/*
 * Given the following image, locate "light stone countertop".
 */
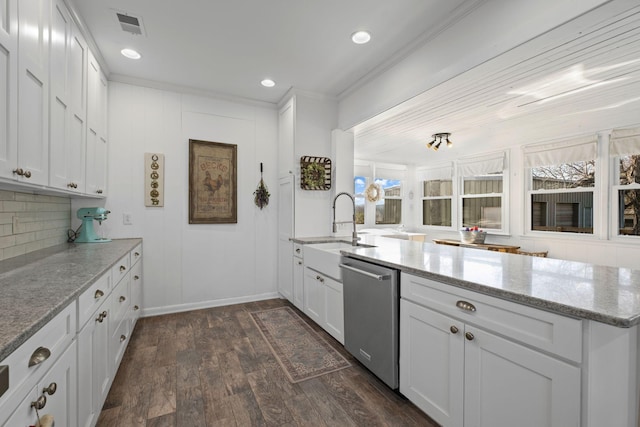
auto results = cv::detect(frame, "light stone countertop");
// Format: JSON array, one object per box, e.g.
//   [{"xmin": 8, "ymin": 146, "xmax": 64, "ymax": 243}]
[
  {"xmin": 0, "ymin": 238, "xmax": 142, "ymax": 362},
  {"xmin": 293, "ymin": 235, "xmax": 640, "ymax": 328}
]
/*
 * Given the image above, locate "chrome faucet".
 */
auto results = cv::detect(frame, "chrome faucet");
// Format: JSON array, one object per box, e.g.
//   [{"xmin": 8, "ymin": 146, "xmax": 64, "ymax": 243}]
[{"xmin": 332, "ymin": 192, "xmax": 359, "ymax": 246}]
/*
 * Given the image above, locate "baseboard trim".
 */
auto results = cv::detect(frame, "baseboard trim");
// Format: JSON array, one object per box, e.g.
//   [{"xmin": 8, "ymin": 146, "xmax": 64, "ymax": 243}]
[{"xmin": 140, "ymin": 292, "xmax": 282, "ymax": 317}]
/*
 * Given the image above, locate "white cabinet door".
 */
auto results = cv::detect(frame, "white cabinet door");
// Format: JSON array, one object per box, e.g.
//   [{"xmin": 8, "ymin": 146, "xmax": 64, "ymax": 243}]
[
  {"xmin": 292, "ymin": 255, "xmax": 304, "ymax": 310},
  {"xmin": 86, "ymin": 51, "xmax": 107, "ymax": 196},
  {"xmin": 77, "ymin": 304, "xmax": 110, "ymax": 427},
  {"xmin": 4, "ymin": 341, "xmax": 77, "ymax": 427},
  {"xmin": 278, "ymin": 175, "xmax": 294, "ymax": 301},
  {"xmin": 464, "ymin": 327, "xmax": 581, "ymax": 427},
  {"xmin": 303, "ymin": 267, "xmax": 323, "ymax": 325},
  {"xmin": 17, "ymin": 0, "xmax": 49, "ymax": 185},
  {"xmin": 400, "ymin": 299, "xmax": 464, "ymax": 427},
  {"xmin": 324, "ymin": 276, "xmax": 344, "ymax": 344},
  {"xmin": 49, "ymin": 0, "xmax": 86, "ymax": 192},
  {"xmin": 0, "ymin": 0, "xmax": 17, "ymax": 178}
]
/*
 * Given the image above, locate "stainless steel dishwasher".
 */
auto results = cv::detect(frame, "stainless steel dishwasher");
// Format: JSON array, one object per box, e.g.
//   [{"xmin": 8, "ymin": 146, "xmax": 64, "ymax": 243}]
[{"xmin": 339, "ymin": 257, "xmax": 399, "ymax": 389}]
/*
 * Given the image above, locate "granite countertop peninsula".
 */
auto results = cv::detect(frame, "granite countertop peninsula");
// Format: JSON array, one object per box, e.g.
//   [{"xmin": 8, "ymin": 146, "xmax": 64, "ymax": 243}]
[
  {"xmin": 293, "ymin": 235, "xmax": 640, "ymax": 328},
  {"xmin": 0, "ymin": 238, "xmax": 141, "ymax": 362}
]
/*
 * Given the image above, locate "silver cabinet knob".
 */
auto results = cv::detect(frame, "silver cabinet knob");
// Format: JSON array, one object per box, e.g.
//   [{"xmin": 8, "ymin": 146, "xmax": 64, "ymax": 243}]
[
  {"xmin": 134, "ymin": 305, "xmax": 140, "ymax": 311},
  {"xmin": 465, "ymin": 332, "xmax": 475, "ymax": 341},
  {"xmin": 119, "ymin": 296, "xmax": 126, "ymax": 303},
  {"xmin": 94, "ymin": 289, "xmax": 104, "ymax": 299},
  {"xmin": 120, "ymin": 334, "xmax": 127, "ymax": 342},
  {"xmin": 31, "ymin": 395, "xmax": 46, "ymax": 410},
  {"xmin": 119, "ymin": 265, "xmax": 126, "ymax": 272},
  {"xmin": 450, "ymin": 326, "xmax": 459, "ymax": 334},
  {"xmin": 12, "ymin": 168, "xmax": 24, "ymax": 176},
  {"xmin": 23, "ymin": 170, "xmax": 31, "ymax": 178},
  {"xmin": 43, "ymin": 382, "xmax": 57, "ymax": 395}
]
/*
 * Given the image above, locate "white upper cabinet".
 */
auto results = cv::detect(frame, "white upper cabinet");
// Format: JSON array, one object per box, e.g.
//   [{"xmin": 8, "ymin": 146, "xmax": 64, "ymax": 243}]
[
  {"xmin": 85, "ymin": 50, "xmax": 107, "ymax": 196},
  {"xmin": 0, "ymin": 0, "xmax": 18, "ymax": 179},
  {"xmin": 16, "ymin": 0, "xmax": 50, "ymax": 185},
  {"xmin": 49, "ymin": 0, "xmax": 86, "ymax": 193}
]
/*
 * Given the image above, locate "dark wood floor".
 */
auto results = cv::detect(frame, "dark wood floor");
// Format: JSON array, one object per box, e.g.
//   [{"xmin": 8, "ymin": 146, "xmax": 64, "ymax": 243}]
[{"xmin": 97, "ymin": 298, "xmax": 439, "ymax": 426}]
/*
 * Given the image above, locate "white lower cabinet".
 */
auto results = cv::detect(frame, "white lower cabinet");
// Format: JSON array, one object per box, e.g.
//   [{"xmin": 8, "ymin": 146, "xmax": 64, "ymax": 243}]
[
  {"xmin": 400, "ymin": 273, "xmax": 581, "ymax": 427},
  {"xmin": 292, "ymin": 244, "xmax": 304, "ymax": 310},
  {"xmin": 303, "ymin": 266, "xmax": 344, "ymax": 344},
  {"xmin": 77, "ymin": 300, "xmax": 110, "ymax": 427},
  {"xmin": 4, "ymin": 341, "xmax": 77, "ymax": 427}
]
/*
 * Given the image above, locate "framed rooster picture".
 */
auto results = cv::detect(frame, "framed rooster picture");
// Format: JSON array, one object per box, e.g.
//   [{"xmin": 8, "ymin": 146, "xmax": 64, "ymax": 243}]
[{"xmin": 189, "ymin": 139, "xmax": 237, "ymax": 224}]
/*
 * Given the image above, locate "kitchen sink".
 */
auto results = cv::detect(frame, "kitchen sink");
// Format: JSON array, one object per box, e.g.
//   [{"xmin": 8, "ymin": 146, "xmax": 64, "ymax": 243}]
[{"xmin": 304, "ymin": 241, "xmax": 376, "ymax": 280}]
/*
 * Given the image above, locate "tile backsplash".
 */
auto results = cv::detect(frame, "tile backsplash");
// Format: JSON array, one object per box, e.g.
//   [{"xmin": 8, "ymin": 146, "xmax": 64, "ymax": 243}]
[{"xmin": 0, "ymin": 190, "xmax": 70, "ymax": 261}]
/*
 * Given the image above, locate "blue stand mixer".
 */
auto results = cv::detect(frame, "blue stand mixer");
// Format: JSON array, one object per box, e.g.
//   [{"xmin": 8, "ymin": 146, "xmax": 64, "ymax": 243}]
[{"xmin": 75, "ymin": 207, "xmax": 111, "ymax": 243}]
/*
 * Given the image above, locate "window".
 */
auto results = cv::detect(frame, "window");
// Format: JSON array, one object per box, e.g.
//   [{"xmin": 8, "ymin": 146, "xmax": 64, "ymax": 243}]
[
  {"xmin": 375, "ymin": 178, "xmax": 402, "ymax": 224},
  {"xmin": 461, "ymin": 174, "xmax": 503, "ymax": 230},
  {"xmin": 354, "ymin": 176, "xmax": 366, "ymax": 224},
  {"xmin": 458, "ymin": 152, "xmax": 507, "ymax": 232},
  {"xmin": 524, "ymin": 135, "xmax": 597, "ymax": 234},
  {"xmin": 420, "ymin": 164, "xmax": 453, "ymax": 227},
  {"xmin": 611, "ymin": 127, "xmax": 640, "ymax": 237},
  {"xmin": 353, "ymin": 162, "xmax": 406, "ymax": 226}
]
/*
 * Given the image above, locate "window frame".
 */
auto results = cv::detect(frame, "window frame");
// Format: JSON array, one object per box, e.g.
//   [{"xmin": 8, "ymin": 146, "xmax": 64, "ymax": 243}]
[
  {"xmin": 459, "ymin": 172, "xmax": 507, "ymax": 234},
  {"xmin": 611, "ymin": 153, "xmax": 640, "ymax": 240},
  {"xmin": 420, "ymin": 177, "xmax": 455, "ymax": 230}
]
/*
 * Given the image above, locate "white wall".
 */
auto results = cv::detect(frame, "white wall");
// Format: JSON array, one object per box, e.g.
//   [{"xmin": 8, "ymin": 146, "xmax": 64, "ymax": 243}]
[
  {"xmin": 292, "ymin": 93, "xmax": 338, "ymax": 237},
  {"xmin": 74, "ymin": 82, "xmax": 279, "ymax": 316}
]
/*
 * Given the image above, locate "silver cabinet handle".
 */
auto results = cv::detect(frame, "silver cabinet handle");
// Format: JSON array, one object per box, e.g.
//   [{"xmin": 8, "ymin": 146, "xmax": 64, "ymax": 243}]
[
  {"xmin": 339, "ymin": 263, "xmax": 390, "ymax": 281},
  {"xmin": 456, "ymin": 300, "xmax": 476, "ymax": 312},
  {"xmin": 119, "ymin": 296, "xmax": 126, "ymax": 303},
  {"xmin": 94, "ymin": 289, "xmax": 104, "ymax": 299},
  {"xmin": 119, "ymin": 265, "xmax": 126, "ymax": 272},
  {"xmin": 297, "ymin": 261, "xmax": 302, "ymax": 265},
  {"xmin": 295, "ymin": 248, "xmax": 301, "ymax": 253},
  {"xmin": 134, "ymin": 305, "xmax": 140, "ymax": 311},
  {"xmin": 28, "ymin": 347, "xmax": 51, "ymax": 367},
  {"xmin": 120, "ymin": 334, "xmax": 127, "ymax": 342},
  {"xmin": 23, "ymin": 170, "xmax": 31, "ymax": 178},
  {"xmin": 12, "ymin": 168, "xmax": 24, "ymax": 176},
  {"xmin": 133, "ymin": 275, "xmax": 139, "ymax": 280},
  {"xmin": 450, "ymin": 326, "xmax": 459, "ymax": 334},
  {"xmin": 134, "ymin": 252, "xmax": 140, "ymax": 257},
  {"xmin": 465, "ymin": 332, "xmax": 475, "ymax": 341}
]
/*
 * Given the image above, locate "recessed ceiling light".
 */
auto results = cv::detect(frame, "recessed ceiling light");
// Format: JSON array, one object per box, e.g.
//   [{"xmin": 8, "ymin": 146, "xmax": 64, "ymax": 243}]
[
  {"xmin": 261, "ymin": 79, "xmax": 275, "ymax": 88},
  {"xmin": 351, "ymin": 30, "xmax": 371, "ymax": 44},
  {"xmin": 121, "ymin": 48, "xmax": 141, "ymax": 59}
]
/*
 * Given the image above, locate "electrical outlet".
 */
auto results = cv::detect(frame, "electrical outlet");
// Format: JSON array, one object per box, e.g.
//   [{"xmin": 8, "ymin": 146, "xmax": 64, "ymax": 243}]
[{"xmin": 123, "ymin": 213, "xmax": 132, "ymax": 225}]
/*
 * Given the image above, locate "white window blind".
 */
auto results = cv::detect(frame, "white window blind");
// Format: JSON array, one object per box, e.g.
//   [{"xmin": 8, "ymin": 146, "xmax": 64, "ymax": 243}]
[
  {"xmin": 523, "ymin": 135, "xmax": 597, "ymax": 168},
  {"xmin": 375, "ymin": 165, "xmax": 407, "ymax": 181},
  {"xmin": 610, "ymin": 127, "xmax": 640, "ymax": 157},
  {"xmin": 354, "ymin": 162, "xmax": 371, "ymax": 177},
  {"xmin": 458, "ymin": 152, "xmax": 505, "ymax": 176},
  {"xmin": 417, "ymin": 163, "xmax": 453, "ymax": 181}
]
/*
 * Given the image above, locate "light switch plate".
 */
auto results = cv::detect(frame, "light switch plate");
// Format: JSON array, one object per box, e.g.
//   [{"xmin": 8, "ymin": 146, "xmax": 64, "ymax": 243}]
[{"xmin": 0, "ymin": 365, "xmax": 8, "ymax": 398}]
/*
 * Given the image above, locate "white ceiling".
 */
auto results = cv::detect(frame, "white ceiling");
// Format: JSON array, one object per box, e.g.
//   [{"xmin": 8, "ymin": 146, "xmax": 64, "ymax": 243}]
[
  {"xmin": 353, "ymin": 1, "xmax": 640, "ymax": 164},
  {"xmin": 68, "ymin": 0, "xmax": 474, "ymax": 104},
  {"xmin": 68, "ymin": 0, "xmax": 640, "ymax": 166}
]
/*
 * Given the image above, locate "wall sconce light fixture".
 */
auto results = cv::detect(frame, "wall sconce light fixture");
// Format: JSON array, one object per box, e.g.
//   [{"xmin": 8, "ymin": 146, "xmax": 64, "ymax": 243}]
[{"xmin": 426, "ymin": 133, "xmax": 453, "ymax": 151}]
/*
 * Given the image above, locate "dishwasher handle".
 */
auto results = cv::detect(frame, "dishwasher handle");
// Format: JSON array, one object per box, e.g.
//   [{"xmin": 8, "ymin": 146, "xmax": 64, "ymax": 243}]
[{"xmin": 340, "ymin": 263, "xmax": 391, "ymax": 281}]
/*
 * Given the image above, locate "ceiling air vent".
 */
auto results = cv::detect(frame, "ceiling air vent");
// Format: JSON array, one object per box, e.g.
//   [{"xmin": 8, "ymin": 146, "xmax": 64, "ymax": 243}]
[{"xmin": 115, "ymin": 12, "xmax": 146, "ymax": 36}]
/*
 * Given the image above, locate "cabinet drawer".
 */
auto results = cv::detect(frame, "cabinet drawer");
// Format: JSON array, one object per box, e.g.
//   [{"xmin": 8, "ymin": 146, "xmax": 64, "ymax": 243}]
[
  {"xmin": 111, "ymin": 254, "xmax": 130, "ymax": 285},
  {"xmin": 130, "ymin": 243, "xmax": 142, "ymax": 266},
  {"xmin": 109, "ymin": 275, "xmax": 130, "ymax": 338},
  {"xmin": 0, "ymin": 303, "xmax": 76, "ymax": 409},
  {"xmin": 77, "ymin": 272, "xmax": 111, "ymax": 329},
  {"xmin": 401, "ymin": 273, "xmax": 582, "ymax": 362},
  {"xmin": 293, "ymin": 243, "xmax": 303, "ymax": 258}
]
